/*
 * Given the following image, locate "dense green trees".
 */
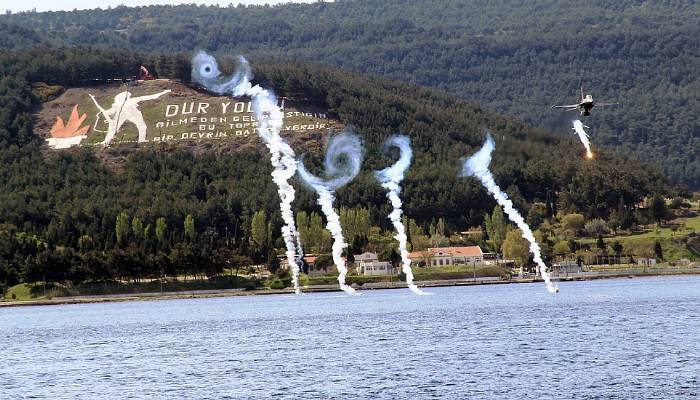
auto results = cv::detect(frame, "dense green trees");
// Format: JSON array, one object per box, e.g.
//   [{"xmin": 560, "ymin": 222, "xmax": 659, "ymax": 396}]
[
  {"xmin": 339, "ymin": 206, "xmax": 371, "ymax": 247},
  {"xmin": 650, "ymin": 194, "xmax": 671, "ymax": 226},
  {"xmin": 0, "ymin": 43, "xmax": 673, "ymax": 291},
  {"xmin": 584, "ymin": 218, "xmax": 610, "ymax": 237},
  {"xmin": 502, "ymin": 229, "xmax": 530, "ymax": 267},
  {"xmin": 0, "ymin": 1, "xmax": 696, "ymax": 187},
  {"xmin": 561, "ymin": 214, "xmax": 585, "ymax": 237},
  {"xmin": 115, "ymin": 212, "xmax": 130, "ymax": 247},
  {"xmin": 296, "ymin": 211, "xmax": 330, "ymax": 254},
  {"xmin": 484, "ymin": 206, "xmax": 507, "ymax": 254},
  {"xmin": 552, "ymin": 241, "xmax": 571, "ymax": 256}
]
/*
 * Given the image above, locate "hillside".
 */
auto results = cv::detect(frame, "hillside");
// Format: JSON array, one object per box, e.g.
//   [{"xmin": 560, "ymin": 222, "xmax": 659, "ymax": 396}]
[
  {"xmin": 0, "ymin": 46, "xmax": 674, "ymax": 291},
  {"xmin": 0, "ymin": 0, "xmax": 697, "ymax": 187}
]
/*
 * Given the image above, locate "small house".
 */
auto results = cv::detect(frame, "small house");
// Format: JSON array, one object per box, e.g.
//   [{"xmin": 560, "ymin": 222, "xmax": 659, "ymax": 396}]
[{"xmin": 354, "ymin": 252, "xmax": 397, "ymax": 276}]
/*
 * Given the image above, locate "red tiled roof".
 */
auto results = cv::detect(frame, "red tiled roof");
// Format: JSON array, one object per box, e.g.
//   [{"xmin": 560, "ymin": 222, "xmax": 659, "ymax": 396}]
[
  {"xmin": 283, "ymin": 255, "xmax": 319, "ymax": 264},
  {"xmin": 303, "ymin": 256, "xmax": 317, "ymax": 264},
  {"xmin": 433, "ymin": 246, "xmax": 483, "ymax": 256},
  {"xmin": 354, "ymin": 252, "xmax": 378, "ymax": 261},
  {"xmin": 409, "ymin": 246, "xmax": 483, "ymax": 258}
]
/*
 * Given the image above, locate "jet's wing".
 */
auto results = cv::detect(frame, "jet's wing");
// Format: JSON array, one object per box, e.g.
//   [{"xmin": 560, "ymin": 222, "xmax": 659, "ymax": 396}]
[
  {"xmin": 551, "ymin": 104, "xmax": 580, "ymax": 110},
  {"xmin": 596, "ymin": 102, "xmax": 619, "ymax": 107}
]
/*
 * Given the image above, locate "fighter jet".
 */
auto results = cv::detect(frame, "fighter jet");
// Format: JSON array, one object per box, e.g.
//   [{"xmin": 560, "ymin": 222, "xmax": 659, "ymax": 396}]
[{"xmin": 551, "ymin": 87, "xmax": 618, "ymax": 116}]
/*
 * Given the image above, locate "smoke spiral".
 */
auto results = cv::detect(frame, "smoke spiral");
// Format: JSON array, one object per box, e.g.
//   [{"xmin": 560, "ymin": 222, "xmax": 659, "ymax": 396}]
[
  {"xmin": 298, "ymin": 132, "xmax": 364, "ymax": 191},
  {"xmin": 191, "ymin": 51, "xmax": 252, "ymax": 96},
  {"xmin": 375, "ymin": 135, "xmax": 425, "ymax": 295},
  {"xmin": 298, "ymin": 131, "xmax": 364, "ymax": 294}
]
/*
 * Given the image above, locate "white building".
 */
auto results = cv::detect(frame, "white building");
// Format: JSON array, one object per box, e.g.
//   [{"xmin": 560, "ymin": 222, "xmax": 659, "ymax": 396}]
[
  {"xmin": 636, "ymin": 257, "xmax": 657, "ymax": 266},
  {"xmin": 358, "ymin": 261, "xmax": 396, "ymax": 276},
  {"xmin": 354, "ymin": 252, "xmax": 397, "ymax": 276},
  {"xmin": 551, "ymin": 260, "xmax": 583, "ymax": 274}
]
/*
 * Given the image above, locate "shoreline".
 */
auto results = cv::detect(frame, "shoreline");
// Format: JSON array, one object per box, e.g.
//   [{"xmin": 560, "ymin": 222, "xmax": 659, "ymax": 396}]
[{"xmin": 2, "ymin": 268, "xmax": 699, "ymax": 308}]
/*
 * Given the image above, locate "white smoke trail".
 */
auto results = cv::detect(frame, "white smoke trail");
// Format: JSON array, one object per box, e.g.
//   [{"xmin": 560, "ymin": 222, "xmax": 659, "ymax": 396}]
[
  {"xmin": 191, "ymin": 51, "xmax": 303, "ymax": 294},
  {"xmin": 572, "ymin": 119, "xmax": 594, "ymax": 159},
  {"xmin": 298, "ymin": 132, "xmax": 364, "ymax": 294},
  {"xmin": 375, "ymin": 135, "xmax": 425, "ymax": 295},
  {"xmin": 461, "ymin": 134, "xmax": 559, "ymax": 294}
]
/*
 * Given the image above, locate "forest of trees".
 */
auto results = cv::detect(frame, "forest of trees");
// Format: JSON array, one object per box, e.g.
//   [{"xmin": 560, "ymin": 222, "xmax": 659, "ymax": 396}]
[
  {"xmin": 0, "ymin": 42, "xmax": 677, "ymax": 292},
  {"xmin": 0, "ymin": 0, "xmax": 697, "ymax": 188}
]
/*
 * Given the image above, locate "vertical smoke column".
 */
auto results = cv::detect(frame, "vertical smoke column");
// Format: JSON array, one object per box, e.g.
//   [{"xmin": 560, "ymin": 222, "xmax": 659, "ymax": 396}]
[
  {"xmin": 298, "ymin": 131, "xmax": 364, "ymax": 294},
  {"xmin": 572, "ymin": 120, "xmax": 594, "ymax": 159},
  {"xmin": 191, "ymin": 51, "xmax": 304, "ymax": 294},
  {"xmin": 461, "ymin": 134, "xmax": 559, "ymax": 293},
  {"xmin": 375, "ymin": 135, "xmax": 425, "ymax": 295}
]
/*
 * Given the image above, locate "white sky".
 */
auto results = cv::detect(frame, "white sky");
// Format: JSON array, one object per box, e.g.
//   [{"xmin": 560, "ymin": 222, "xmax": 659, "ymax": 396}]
[{"xmin": 3, "ymin": 0, "xmax": 326, "ymax": 13}]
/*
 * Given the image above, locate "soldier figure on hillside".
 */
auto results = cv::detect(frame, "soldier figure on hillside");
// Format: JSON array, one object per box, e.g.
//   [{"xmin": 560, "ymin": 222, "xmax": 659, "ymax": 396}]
[{"xmin": 89, "ymin": 89, "xmax": 171, "ymax": 146}]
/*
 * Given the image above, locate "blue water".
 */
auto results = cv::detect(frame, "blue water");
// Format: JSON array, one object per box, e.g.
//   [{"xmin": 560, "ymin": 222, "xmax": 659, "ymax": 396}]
[{"xmin": 1, "ymin": 276, "xmax": 699, "ymax": 399}]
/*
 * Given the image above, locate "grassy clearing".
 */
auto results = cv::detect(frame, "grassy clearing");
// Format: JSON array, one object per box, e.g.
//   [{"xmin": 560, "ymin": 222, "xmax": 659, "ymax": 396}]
[
  {"xmin": 3, "ymin": 283, "xmax": 75, "ymax": 301},
  {"xmin": 580, "ymin": 216, "xmax": 699, "ymax": 261},
  {"xmin": 4, "ymin": 283, "xmax": 36, "ymax": 301}
]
